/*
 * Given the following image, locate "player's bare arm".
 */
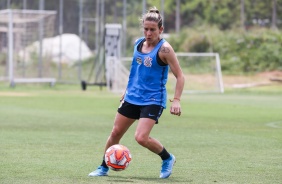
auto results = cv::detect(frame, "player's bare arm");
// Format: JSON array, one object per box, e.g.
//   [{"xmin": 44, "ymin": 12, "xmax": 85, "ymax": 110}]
[
  {"xmin": 159, "ymin": 42, "xmax": 185, "ymax": 116},
  {"xmin": 159, "ymin": 45, "xmax": 170, "ymax": 54}
]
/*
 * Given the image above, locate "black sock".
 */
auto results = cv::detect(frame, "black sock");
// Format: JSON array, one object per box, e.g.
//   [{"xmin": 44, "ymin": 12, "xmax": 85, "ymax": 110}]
[
  {"xmin": 101, "ymin": 156, "xmax": 108, "ymax": 168},
  {"xmin": 158, "ymin": 147, "xmax": 171, "ymax": 160}
]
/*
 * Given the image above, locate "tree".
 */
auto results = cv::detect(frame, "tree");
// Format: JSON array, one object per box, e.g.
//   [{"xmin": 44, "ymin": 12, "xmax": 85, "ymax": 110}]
[
  {"xmin": 241, "ymin": 0, "xmax": 246, "ymax": 31},
  {"xmin": 271, "ymin": 0, "xmax": 277, "ymax": 30}
]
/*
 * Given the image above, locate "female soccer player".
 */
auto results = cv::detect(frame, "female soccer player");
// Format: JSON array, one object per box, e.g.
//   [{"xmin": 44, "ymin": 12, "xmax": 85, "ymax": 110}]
[{"xmin": 89, "ymin": 6, "xmax": 185, "ymax": 179}]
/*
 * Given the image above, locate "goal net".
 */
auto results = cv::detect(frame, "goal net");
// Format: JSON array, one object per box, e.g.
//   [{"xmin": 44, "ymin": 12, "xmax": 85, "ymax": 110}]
[
  {"xmin": 105, "ymin": 52, "xmax": 224, "ymax": 94},
  {"xmin": 111, "ymin": 53, "xmax": 224, "ymax": 94},
  {"xmin": 0, "ymin": 9, "xmax": 56, "ymax": 86},
  {"xmin": 106, "ymin": 56, "xmax": 129, "ymax": 93},
  {"xmin": 174, "ymin": 52, "xmax": 224, "ymax": 93}
]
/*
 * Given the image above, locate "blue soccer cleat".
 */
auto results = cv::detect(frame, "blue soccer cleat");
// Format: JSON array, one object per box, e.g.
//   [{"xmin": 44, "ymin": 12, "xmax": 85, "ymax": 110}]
[
  {"xmin": 88, "ymin": 166, "xmax": 109, "ymax": 177},
  {"xmin": 159, "ymin": 154, "xmax": 176, "ymax": 179}
]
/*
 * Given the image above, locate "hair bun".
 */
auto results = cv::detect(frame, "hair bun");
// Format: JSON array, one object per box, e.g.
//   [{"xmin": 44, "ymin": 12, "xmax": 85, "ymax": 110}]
[{"xmin": 149, "ymin": 8, "xmax": 159, "ymax": 14}]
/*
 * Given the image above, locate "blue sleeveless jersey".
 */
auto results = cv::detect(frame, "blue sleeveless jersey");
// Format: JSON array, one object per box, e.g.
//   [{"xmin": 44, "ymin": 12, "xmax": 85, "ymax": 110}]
[{"xmin": 124, "ymin": 37, "xmax": 169, "ymax": 108}]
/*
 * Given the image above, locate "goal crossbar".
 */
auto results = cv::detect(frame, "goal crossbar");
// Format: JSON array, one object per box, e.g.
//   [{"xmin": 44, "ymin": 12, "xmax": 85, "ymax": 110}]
[
  {"xmin": 0, "ymin": 9, "xmax": 56, "ymax": 23},
  {"xmin": 112, "ymin": 52, "xmax": 224, "ymax": 94},
  {"xmin": 0, "ymin": 9, "xmax": 57, "ymax": 87},
  {"xmin": 176, "ymin": 52, "xmax": 224, "ymax": 93},
  {"xmin": 11, "ymin": 78, "xmax": 56, "ymax": 87}
]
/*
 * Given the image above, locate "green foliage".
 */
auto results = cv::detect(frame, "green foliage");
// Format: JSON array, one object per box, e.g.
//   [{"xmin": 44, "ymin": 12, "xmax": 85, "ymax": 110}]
[
  {"xmin": 167, "ymin": 26, "xmax": 282, "ymax": 74},
  {"xmin": 214, "ymin": 28, "xmax": 282, "ymax": 73},
  {"xmin": 4, "ymin": 0, "xmax": 282, "ymax": 32},
  {"xmin": 169, "ymin": 27, "xmax": 212, "ymax": 52},
  {"xmin": 3, "ymin": 0, "xmax": 282, "ymax": 74}
]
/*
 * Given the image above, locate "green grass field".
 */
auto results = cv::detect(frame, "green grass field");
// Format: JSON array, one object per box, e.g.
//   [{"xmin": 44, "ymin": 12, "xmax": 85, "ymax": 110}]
[{"xmin": 0, "ymin": 84, "xmax": 282, "ymax": 184}]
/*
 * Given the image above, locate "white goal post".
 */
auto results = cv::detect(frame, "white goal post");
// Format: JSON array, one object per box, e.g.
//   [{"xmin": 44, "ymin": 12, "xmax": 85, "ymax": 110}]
[
  {"xmin": 106, "ymin": 56, "xmax": 129, "ymax": 93},
  {"xmin": 175, "ymin": 52, "xmax": 224, "ymax": 93},
  {"xmin": 0, "ymin": 9, "xmax": 57, "ymax": 87},
  {"xmin": 106, "ymin": 52, "xmax": 224, "ymax": 94}
]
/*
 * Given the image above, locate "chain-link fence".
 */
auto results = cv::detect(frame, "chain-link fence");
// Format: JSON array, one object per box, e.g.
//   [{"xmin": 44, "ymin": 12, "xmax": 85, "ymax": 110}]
[
  {"xmin": 0, "ymin": 0, "xmax": 147, "ymax": 86},
  {"xmin": 0, "ymin": 0, "xmax": 280, "ymax": 87}
]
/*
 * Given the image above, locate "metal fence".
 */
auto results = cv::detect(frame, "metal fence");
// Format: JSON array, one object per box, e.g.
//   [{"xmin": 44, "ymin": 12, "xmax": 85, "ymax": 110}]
[
  {"xmin": 0, "ymin": 0, "xmax": 154, "ymax": 86},
  {"xmin": 0, "ymin": 0, "xmax": 278, "ymax": 87}
]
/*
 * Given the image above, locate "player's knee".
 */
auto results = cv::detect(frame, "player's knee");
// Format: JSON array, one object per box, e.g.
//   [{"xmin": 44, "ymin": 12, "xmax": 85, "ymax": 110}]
[
  {"xmin": 135, "ymin": 134, "xmax": 147, "ymax": 146},
  {"xmin": 110, "ymin": 129, "xmax": 123, "ymax": 140}
]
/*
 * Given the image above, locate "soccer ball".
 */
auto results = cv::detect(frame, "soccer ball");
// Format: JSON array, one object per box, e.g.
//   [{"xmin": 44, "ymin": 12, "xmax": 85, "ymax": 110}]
[{"xmin": 105, "ymin": 144, "xmax": 132, "ymax": 171}]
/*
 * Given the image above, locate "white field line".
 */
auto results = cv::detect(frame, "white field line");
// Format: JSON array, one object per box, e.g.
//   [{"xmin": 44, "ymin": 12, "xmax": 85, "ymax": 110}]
[{"xmin": 265, "ymin": 121, "xmax": 282, "ymax": 128}]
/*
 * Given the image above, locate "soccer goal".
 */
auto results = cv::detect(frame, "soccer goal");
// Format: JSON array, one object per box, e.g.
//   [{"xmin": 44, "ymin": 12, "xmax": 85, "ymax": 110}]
[
  {"xmin": 0, "ymin": 9, "xmax": 57, "ymax": 87},
  {"xmin": 174, "ymin": 52, "xmax": 224, "ymax": 93},
  {"xmin": 105, "ymin": 53, "xmax": 224, "ymax": 94},
  {"xmin": 106, "ymin": 56, "xmax": 129, "ymax": 93},
  {"xmin": 104, "ymin": 24, "xmax": 128, "ymax": 93}
]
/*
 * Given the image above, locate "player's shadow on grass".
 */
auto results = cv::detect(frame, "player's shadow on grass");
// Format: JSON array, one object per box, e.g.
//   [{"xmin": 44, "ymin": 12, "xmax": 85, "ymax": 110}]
[{"xmin": 107, "ymin": 175, "xmax": 192, "ymax": 183}]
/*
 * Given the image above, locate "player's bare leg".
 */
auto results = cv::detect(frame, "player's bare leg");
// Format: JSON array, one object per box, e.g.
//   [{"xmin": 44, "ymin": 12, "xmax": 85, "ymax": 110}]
[
  {"xmin": 135, "ymin": 118, "xmax": 176, "ymax": 178},
  {"xmin": 135, "ymin": 118, "xmax": 163, "ymax": 153},
  {"xmin": 88, "ymin": 113, "xmax": 135, "ymax": 177},
  {"xmin": 105, "ymin": 113, "xmax": 135, "ymax": 151}
]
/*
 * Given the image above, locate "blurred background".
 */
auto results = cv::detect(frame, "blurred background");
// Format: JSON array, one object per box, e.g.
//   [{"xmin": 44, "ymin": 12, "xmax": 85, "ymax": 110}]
[{"xmin": 0, "ymin": 0, "xmax": 281, "ymax": 92}]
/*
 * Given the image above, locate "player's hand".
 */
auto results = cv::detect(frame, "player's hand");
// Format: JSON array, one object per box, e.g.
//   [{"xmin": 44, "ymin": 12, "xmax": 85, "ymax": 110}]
[
  {"xmin": 170, "ymin": 100, "xmax": 181, "ymax": 116},
  {"xmin": 120, "ymin": 94, "xmax": 125, "ymax": 102}
]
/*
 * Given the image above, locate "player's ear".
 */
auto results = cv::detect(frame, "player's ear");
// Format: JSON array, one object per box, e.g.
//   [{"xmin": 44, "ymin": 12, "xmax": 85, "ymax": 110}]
[{"xmin": 159, "ymin": 26, "xmax": 164, "ymax": 34}]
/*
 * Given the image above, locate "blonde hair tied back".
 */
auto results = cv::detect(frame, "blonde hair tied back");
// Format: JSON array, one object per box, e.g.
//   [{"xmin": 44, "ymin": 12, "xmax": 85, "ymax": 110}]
[{"xmin": 141, "ymin": 6, "xmax": 163, "ymax": 28}]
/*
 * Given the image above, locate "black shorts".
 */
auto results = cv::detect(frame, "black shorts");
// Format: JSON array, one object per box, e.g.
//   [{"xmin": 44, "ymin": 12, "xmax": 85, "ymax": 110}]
[{"xmin": 118, "ymin": 101, "xmax": 164, "ymax": 124}]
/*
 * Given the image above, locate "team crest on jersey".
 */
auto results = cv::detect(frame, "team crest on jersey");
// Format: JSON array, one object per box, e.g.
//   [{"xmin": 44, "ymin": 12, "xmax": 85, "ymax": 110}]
[
  {"xmin": 144, "ymin": 56, "xmax": 152, "ymax": 67},
  {"xmin": 136, "ymin": 57, "xmax": 142, "ymax": 65}
]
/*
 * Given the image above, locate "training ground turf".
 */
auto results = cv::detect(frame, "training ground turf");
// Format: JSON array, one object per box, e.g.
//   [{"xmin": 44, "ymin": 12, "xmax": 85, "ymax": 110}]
[{"xmin": 0, "ymin": 84, "xmax": 281, "ymax": 184}]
